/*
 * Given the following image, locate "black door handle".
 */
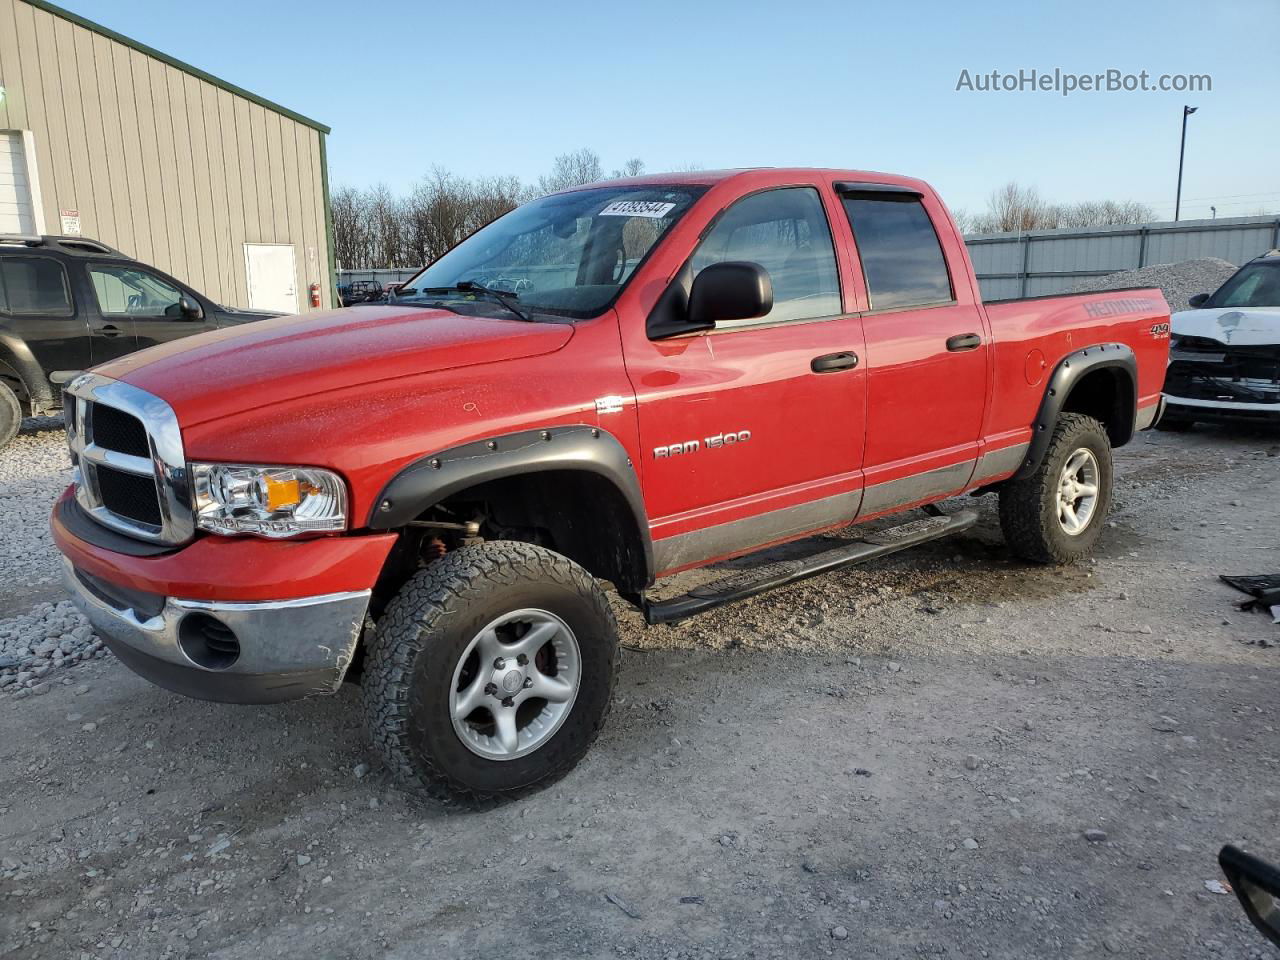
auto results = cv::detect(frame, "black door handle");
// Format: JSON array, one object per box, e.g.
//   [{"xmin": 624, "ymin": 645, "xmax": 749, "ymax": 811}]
[
  {"xmin": 811, "ymin": 351, "xmax": 859, "ymax": 373},
  {"xmin": 101, "ymin": 324, "xmax": 122, "ymax": 338},
  {"xmin": 946, "ymin": 333, "xmax": 982, "ymax": 352}
]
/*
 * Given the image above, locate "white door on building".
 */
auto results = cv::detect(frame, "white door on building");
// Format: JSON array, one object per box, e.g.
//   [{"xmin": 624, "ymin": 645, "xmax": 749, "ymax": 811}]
[
  {"xmin": 243, "ymin": 243, "xmax": 299, "ymax": 314},
  {"xmin": 0, "ymin": 132, "xmax": 39, "ymax": 235}
]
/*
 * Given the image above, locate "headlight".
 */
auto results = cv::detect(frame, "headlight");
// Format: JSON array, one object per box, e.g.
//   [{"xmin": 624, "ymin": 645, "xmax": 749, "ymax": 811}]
[{"xmin": 192, "ymin": 463, "xmax": 347, "ymax": 538}]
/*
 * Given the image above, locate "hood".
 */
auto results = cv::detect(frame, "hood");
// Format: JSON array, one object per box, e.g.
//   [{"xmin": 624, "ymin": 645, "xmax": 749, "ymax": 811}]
[
  {"xmin": 94, "ymin": 305, "xmax": 574, "ymax": 427},
  {"xmin": 1171, "ymin": 307, "xmax": 1280, "ymax": 346},
  {"xmin": 215, "ymin": 306, "xmax": 279, "ymax": 325}
]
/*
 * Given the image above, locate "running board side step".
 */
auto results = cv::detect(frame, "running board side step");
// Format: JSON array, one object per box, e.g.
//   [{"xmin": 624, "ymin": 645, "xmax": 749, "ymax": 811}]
[{"xmin": 641, "ymin": 509, "xmax": 979, "ymax": 625}]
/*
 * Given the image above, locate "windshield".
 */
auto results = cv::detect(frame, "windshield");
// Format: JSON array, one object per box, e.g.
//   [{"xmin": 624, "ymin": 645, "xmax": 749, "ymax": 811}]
[
  {"xmin": 1206, "ymin": 261, "xmax": 1280, "ymax": 309},
  {"xmin": 392, "ymin": 185, "xmax": 705, "ymax": 318}
]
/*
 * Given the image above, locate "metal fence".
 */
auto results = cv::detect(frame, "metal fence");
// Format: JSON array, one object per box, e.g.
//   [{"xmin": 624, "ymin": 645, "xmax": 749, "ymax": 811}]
[
  {"xmin": 965, "ymin": 214, "xmax": 1280, "ymax": 301},
  {"xmin": 337, "ymin": 268, "xmax": 420, "ymax": 288}
]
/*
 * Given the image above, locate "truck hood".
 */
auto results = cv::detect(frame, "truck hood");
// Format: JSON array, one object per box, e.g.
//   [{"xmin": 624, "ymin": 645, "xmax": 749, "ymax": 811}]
[
  {"xmin": 94, "ymin": 305, "xmax": 574, "ymax": 427},
  {"xmin": 1171, "ymin": 307, "xmax": 1280, "ymax": 346}
]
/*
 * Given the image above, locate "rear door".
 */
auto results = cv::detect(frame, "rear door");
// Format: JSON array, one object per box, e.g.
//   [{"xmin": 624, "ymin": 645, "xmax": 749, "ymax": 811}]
[
  {"xmin": 85, "ymin": 262, "xmax": 217, "ymax": 352},
  {"xmin": 621, "ymin": 184, "xmax": 868, "ymax": 573},
  {"xmin": 835, "ymin": 183, "xmax": 989, "ymax": 515},
  {"xmin": 0, "ymin": 253, "xmax": 91, "ymax": 375}
]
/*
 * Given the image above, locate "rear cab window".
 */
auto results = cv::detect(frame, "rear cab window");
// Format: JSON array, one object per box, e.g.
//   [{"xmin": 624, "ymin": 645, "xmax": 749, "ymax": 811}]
[
  {"xmin": 0, "ymin": 256, "xmax": 75, "ymax": 316},
  {"xmin": 838, "ymin": 187, "xmax": 954, "ymax": 311}
]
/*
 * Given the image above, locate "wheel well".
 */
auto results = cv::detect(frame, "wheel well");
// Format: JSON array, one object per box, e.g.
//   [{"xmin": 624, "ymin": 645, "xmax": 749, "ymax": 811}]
[
  {"xmin": 369, "ymin": 469, "xmax": 650, "ymax": 614},
  {"xmin": 0, "ymin": 360, "xmax": 31, "ymax": 410},
  {"xmin": 1060, "ymin": 367, "xmax": 1135, "ymax": 448}
]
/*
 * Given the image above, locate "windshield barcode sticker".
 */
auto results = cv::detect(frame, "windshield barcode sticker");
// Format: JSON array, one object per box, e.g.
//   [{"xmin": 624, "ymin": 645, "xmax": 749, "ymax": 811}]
[{"xmin": 599, "ymin": 200, "xmax": 677, "ymax": 219}]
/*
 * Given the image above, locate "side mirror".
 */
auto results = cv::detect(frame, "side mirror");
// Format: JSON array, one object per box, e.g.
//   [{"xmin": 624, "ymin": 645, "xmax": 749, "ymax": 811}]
[
  {"xmin": 179, "ymin": 296, "xmax": 204, "ymax": 320},
  {"xmin": 688, "ymin": 261, "xmax": 773, "ymax": 327},
  {"xmin": 1219, "ymin": 845, "xmax": 1280, "ymax": 948},
  {"xmin": 1188, "ymin": 293, "xmax": 1210, "ymax": 308}
]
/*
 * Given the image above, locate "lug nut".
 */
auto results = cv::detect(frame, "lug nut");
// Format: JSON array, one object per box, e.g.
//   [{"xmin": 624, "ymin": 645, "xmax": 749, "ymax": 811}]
[
  {"xmin": 516, "ymin": 654, "xmax": 529, "ymax": 666},
  {"xmin": 484, "ymin": 682, "xmax": 498, "ymax": 696},
  {"xmin": 501, "ymin": 696, "xmax": 514, "ymax": 708},
  {"xmin": 493, "ymin": 657, "xmax": 506, "ymax": 669},
  {"xmin": 523, "ymin": 677, "xmax": 533, "ymax": 689}
]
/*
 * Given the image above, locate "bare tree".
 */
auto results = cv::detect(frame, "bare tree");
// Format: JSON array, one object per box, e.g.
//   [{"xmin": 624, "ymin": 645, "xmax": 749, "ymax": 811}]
[
  {"xmin": 536, "ymin": 148, "xmax": 604, "ymax": 195},
  {"xmin": 966, "ymin": 182, "xmax": 1156, "ymax": 234},
  {"xmin": 610, "ymin": 158, "xmax": 645, "ymax": 179},
  {"xmin": 333, "ymin": 149, "xmax": 658, "ymax": 271}
]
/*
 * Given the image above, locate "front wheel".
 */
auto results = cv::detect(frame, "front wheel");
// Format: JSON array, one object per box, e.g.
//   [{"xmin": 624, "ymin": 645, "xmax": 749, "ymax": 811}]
[
  {"xmin": 361, "ymin": 541, "xmax": 618, "ymax": 803},
  {"xmin": 998, "ymin": 413, "xmax": 1114, "ymax": 564},
  {"xmin": 0, "ymin": 381, "xmax": 21, "ymax": 450}
]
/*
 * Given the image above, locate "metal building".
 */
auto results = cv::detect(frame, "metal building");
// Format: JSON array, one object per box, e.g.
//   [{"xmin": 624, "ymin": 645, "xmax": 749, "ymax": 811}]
[{"xmin": 0, "ymin": 0, "xmax": 334, "ymax": 312}]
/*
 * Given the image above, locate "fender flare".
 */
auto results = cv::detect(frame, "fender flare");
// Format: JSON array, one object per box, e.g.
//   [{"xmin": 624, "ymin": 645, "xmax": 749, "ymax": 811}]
[
  {"xmin": 1013, "ymin": 342, "xmax": 1137, "ymax": 481},
  {"xmin": 0, "ymin": 332, "xmax": 57, "ymax": 410},
  {"xmin": 368, "ymin": 424, "xmax": 654, "ymax": 583}
]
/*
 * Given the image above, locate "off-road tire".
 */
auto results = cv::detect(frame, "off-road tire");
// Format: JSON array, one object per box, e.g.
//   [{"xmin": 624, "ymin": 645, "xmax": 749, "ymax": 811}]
[
  {"xmin": 999, "ymin": 413, "xmax": 1113, "ymax": 564},
  {"xmin": 0, "ymin": 381, "xmax": 21, "ymax": 450},
  {"xmin": 361, "ymin": 540, "xmax": 619, "ymax": 804}
]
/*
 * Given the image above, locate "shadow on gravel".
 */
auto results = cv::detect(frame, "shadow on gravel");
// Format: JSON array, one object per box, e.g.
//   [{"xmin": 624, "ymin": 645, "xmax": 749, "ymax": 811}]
[{"xmin": 1, "ymin": 646, "xmax": 1277, "ymax": 959}]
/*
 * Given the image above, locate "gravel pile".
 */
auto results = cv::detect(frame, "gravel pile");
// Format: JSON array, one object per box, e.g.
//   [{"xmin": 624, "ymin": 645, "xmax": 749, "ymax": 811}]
[
  {"xmin": 0, "ymin": 598, "xmax": 104, "ymax": 697},
  {"xmin": 0, "ymin": 418, "xmax": 75, "ymax": 588},
  {"xmin": 1072, "ymin": 257, "xmax": 1238, "ymax": 313}
]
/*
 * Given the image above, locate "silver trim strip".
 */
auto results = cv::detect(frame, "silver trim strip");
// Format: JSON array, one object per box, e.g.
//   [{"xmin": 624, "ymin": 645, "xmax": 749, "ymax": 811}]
[
  {"xmin": 654, "ymin": 490, "xmax": 863, "ymax": 574},
  {"xmin": 64, "ymin": 372, "xmax": 194, "ymax": 545},
  {"xmin": 860, "ymin": 461, "xmax": 974, "ymax": 516},
  {"xmin": 972, "ymin": 442, "xmax": 1030, "ymax": 484}
]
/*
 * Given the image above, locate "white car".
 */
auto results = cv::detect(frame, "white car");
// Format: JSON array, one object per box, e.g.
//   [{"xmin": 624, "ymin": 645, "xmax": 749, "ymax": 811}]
[{"xmin": 1161, "ymin": 249, "xmax": 1280, "ymax": 428}]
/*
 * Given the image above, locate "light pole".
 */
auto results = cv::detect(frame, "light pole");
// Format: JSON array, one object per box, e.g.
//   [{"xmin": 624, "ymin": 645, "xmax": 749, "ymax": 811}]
[{"xmin": 1175, "ymin": 105, "xmax": 1197, "ymax": 221}]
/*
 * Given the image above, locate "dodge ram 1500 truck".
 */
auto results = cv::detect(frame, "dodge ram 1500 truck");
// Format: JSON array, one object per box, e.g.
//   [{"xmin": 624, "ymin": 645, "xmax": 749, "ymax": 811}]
[{"xmin": 51, "ymin": 168, "xmax": 1171, "ymax": 802}]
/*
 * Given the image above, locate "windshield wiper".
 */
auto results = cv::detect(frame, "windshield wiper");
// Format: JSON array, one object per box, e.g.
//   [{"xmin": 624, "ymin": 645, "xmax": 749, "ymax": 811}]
[{"xmin": 419, "ymin": 281, "xmax": 532, "ymax": 322}]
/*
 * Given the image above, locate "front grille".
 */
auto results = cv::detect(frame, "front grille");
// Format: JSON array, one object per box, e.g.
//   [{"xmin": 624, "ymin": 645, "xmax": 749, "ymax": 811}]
[
  {"xmin": 65, "ymin": 374, "xmax": 194, "ymax": 545},
  {"xmin": 95, "ymin": 466, "xmax": 163, "ymax": 527},
  {"xmin": 89, "ymin": 403, "xmax": 150, "ymax": 456},
  {"xmin": 1166, "ymin": 337, "xmax": 1280, "ymax": 405}
]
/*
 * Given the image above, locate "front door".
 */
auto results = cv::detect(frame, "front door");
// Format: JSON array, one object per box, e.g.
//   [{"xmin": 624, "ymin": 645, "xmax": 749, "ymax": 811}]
[
  {"xmin": 244, "ymin": 244, "xmax": 298, "ymax": 314},
  {"xmin": 621, "ymin": 185, "xmax": 867, "ymax": 574},
  {"xmin": 837, "ymin": 186, "xmax": 989, "ymax": 516},
  {"xmin": 85, "ymin": 262, "xmax": 216, "ymax": 353}
]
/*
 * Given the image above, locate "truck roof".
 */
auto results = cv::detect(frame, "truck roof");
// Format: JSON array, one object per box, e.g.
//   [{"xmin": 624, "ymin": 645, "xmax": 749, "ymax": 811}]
[{"xmin": 559, "ymin": 167, "xmax": 931, "ymax": 192}]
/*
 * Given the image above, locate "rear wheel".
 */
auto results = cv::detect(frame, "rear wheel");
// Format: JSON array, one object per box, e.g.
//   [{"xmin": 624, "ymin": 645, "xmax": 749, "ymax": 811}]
[
  {"xmin": 999, "ymin": 413, "xmax": 1113, "ymax": 564},
  {"xmin": 0, "ymin": 382, "xmax": 21, "ymax": 450},
  {"xmin": 361, "ymin": 541, "xmax": 618, "ymax": 803}
]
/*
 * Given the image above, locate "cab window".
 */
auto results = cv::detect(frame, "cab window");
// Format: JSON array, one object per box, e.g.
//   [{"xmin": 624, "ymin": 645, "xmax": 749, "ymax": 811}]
[
  {"xmin": 691, "ymin": 187, "xmax": 841, "ymax": 327},
  {"xmin": 88, "ymin": 265, "xmax": 186, "ymax": 318},
  {"xmin": 840, "ymin": 194, "xmax": 953, "ymax": 311},
  {"xmin": 0, "ymin": 256, "xmax": 75, "ymax": 316}
]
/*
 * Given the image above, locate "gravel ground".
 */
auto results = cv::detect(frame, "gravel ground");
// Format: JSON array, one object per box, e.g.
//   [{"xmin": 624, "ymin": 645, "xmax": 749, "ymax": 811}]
[
  {"xmin": 1072, "ymin": 257, "xmax": 1238, "ymax": 313},
  {"xmin": 2, "ymin": 418, "xmax": 1279, "ymax": 959}
]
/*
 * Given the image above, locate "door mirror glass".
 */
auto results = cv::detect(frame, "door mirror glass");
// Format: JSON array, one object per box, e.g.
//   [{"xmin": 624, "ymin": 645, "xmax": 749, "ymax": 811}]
[
  {"xmin": 688, "ymin": 261, "xmax": 774, "ymax": 326},
  {"xmin": 179, "ymin": 296, "xmax": 204, "ymax": 320},
  {"xmin": 1219, "ymin": 845, "xmax": 1280, "ymax": 948},
  {"xmin": 1188, "ymin": 292, "xmax": 1210, "ymax": 308}
]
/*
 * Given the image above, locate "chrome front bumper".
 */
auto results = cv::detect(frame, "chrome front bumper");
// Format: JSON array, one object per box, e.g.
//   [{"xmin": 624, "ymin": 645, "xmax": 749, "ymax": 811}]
[{"xmin": 63, "ymin": 559, "xmax": 371, "ymax": 704}]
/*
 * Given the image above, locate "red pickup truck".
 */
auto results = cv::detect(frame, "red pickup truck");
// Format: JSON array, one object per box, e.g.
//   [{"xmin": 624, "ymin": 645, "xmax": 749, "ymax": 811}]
[{"xmin": 52, "ymin": 168, "xmax": 1170, "ymax": 801}]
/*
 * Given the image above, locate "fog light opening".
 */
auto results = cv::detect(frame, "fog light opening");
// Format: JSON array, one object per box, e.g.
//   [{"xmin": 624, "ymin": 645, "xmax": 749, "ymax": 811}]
[{"xmin": 178, "ymin": 612, "xmax": 241, "ymax": 670}]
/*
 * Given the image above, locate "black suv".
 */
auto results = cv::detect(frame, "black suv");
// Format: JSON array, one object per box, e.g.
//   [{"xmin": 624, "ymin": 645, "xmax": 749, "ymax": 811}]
[{"xmin": 0, "ymin": 235, "xmax": 277, "ymax": 448}]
